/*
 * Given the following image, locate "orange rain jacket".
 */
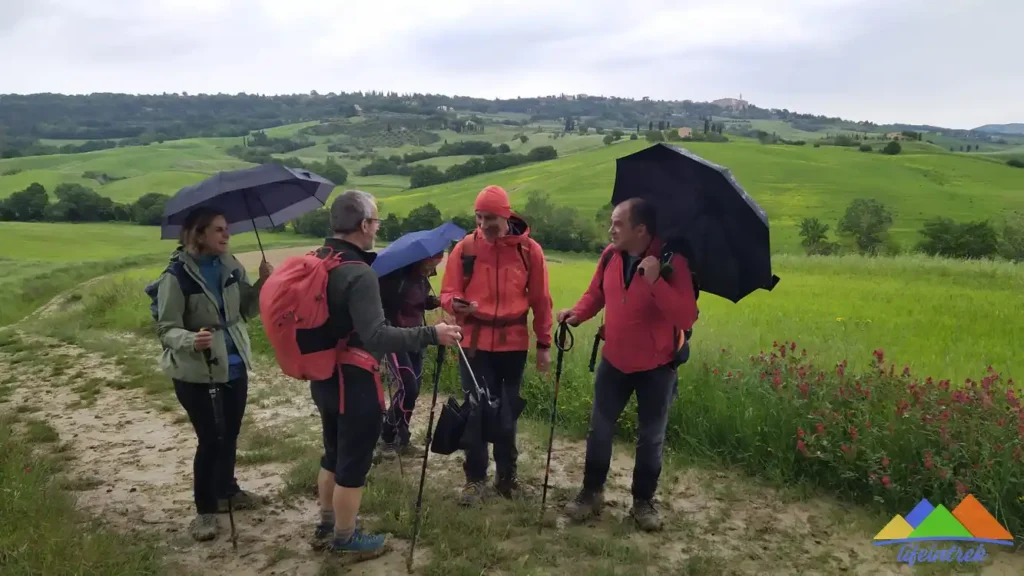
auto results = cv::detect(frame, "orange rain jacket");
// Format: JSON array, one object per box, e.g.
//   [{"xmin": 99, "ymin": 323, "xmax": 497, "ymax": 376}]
[{"xmin": 440, "ymin": 215, "xmax": 553, "ymax": 353}]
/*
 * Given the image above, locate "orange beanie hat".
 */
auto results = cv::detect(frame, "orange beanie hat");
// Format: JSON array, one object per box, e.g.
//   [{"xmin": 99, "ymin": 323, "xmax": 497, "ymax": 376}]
[{"xmin": 474, "ymin": 185, "xmax": 512, "ymax": 218}]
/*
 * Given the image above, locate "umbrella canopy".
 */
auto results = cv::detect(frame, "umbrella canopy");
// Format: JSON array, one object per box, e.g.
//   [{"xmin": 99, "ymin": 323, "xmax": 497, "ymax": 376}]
[
  {"xmin": 160, "ymin": 163, "xmax": 337, "ymax": 253},
  {"xmin": 371, "ymin": 221, "xmax": 467, "ymax": 277},
  {"xmin": 611, "ymin": 143, "xmax": 780, "ymax": 303}
]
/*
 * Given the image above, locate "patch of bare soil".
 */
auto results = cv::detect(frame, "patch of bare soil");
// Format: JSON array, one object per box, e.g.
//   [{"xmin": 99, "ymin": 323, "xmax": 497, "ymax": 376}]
[{"xmin": 3, "ymin": 326, "xmax": 1023, "ymax": 574}]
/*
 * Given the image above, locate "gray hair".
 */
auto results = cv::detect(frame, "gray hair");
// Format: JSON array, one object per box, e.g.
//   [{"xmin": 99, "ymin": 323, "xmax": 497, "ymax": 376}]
[{"xmin": 330, "ymin": 189, "xmax": 377, "ymax": 234}]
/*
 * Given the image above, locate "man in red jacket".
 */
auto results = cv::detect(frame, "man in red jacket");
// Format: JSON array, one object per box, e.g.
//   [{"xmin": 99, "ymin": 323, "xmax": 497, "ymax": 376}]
[{"xmin": 556, "ymin": 197, "xmax": 698, "ymax": 531}]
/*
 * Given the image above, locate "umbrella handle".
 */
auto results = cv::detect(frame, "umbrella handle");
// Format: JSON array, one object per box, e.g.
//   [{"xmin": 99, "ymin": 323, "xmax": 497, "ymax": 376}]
[{"xmin": 456, "ymin": 345, "xmax": 498, "ymax": 408}]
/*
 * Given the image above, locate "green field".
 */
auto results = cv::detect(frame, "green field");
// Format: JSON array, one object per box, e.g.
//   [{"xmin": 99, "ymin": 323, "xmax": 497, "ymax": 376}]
[{"xmin": 378, "ymin": 137, "xmax": 1024, "ymax": 253}]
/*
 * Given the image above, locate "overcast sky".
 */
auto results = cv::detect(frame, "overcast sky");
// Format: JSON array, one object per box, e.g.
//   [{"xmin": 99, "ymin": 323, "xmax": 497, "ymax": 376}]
[{"xmin": 1, "ymin": 0, "xmax": 1020, "ymax": 129}]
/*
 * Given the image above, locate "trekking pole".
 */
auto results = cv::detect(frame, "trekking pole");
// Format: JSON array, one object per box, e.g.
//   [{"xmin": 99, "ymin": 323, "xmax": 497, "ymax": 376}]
[
  {"xmin": 199, "ymin": 328, "xmax": 237, "ymax": 551},
  {"xmin": 408, "ymin": 344, "xmax": 446, "ymax": 574},
  {"xmin": 538, "ymin": 321, "xmax": 573, "ymax": 533}
]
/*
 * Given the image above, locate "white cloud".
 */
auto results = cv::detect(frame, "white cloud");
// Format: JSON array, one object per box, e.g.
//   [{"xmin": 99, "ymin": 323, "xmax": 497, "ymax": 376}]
[{"xmin": 0, "ymin": 0, "xmax": 1020, "ymax": 128}]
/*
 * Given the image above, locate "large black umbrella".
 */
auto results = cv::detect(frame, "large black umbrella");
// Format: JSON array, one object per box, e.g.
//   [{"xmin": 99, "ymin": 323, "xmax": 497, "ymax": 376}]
[
  {"xmin": 611, "ymin": 143, "xmax": 780, "ymax": 302},
  {"xmin": 160, "ymin": 163, "xmax": 337, "ymax": 258}
]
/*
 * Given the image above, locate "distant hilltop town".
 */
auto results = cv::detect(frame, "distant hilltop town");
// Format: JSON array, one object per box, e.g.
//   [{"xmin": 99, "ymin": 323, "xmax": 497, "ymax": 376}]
[{"xmin": 712, "ymin": 94, "xmax": 749, "ymax": 111}]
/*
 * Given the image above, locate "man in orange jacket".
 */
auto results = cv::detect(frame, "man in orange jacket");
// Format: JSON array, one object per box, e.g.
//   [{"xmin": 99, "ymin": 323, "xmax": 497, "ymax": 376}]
[
  {"xmin": 440, "ymin": 185, "xmax": 553, "ymax": 505},
  {"xmin": 556, "ymin": 198, "xmax": 698, "ymax": 532}
]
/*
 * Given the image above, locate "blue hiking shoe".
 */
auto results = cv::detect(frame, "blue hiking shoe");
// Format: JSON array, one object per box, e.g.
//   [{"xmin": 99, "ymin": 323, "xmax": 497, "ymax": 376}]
[
  {"xmin": 329, "ymin": 530, "xmax": 388, "ymax": 561},
  {"xmin": 312, "ymin": 516, "xmax": 361, "ymax": 549}
]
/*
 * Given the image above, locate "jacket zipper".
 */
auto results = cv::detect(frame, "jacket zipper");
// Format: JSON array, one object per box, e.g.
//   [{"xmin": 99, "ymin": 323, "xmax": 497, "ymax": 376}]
[{"xmin": 493, "ymin": 243, "xmax": 501, "ymax": 350}]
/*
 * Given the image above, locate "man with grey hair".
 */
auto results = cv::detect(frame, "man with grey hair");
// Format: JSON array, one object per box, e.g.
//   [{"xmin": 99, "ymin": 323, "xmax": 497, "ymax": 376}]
[{"xmin": 308, "ymin": 190, "xmax": 463, "ymax": 560}]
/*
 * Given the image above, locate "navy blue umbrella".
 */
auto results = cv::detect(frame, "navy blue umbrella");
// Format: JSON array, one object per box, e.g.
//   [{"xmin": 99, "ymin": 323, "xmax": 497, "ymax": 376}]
[
  {"xmin": 611, "ymin": 143, "xmax": 780, "ymax": 303},
  {"xmin": 372, "ymin": 221, "xmax": 467, "ymax": 277},
  {"xmin": 160, "ymin": 163, "xmax": 337, "ymax": 257}
]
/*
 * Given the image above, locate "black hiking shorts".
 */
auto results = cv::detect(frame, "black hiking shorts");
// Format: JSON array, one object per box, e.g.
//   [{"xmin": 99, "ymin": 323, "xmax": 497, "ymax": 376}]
[{"xmin": 310, "ymin": 365, "xmax": 383, "ymax": 488}]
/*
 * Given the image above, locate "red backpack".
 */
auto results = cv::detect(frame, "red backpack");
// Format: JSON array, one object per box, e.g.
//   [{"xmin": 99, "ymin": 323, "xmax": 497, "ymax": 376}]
[{"xmin": 259, "ymin": 247, "xmax": 368, "ymax": 381}]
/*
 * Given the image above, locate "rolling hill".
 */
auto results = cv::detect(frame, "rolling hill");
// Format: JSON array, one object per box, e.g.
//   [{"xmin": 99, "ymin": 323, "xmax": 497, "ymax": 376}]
[
  {"xmin": 376, "ymin": 138, "xmax": 1024, "ymax": 254},
  {"xmin": 975, "ymin": 123, "xmax": 1024, "ymax": 135}
]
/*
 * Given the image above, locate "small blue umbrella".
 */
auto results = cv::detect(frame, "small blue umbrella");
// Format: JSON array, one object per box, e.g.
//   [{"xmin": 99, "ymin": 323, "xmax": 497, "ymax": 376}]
[
  {"xmin": 160, "ymin": 163, "xmax": 337, "ymax": 257},
  {"xmin": 372, "ymin": 221, "xmax": 467, "ymax": 277}
]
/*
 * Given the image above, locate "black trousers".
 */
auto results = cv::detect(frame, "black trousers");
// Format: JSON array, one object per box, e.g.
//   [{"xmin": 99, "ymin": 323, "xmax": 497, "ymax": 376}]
[
  {"xmin": 459, "ymin": 350, "xmax": 528, "ymax": 481},
  {"xmin": 174, "ymin": 375, "xmax": 248, "ymax": 515},
  {"xmin": 582, "ymin": 358, "xmax": 677, "ymax": 501},
  {"xmin": 311, "ymin": 365, "xmax": 383, "ymax": 488},
  {"xmin": 380, "ymin": 349, "xmax": 425, "ymax": 446}
]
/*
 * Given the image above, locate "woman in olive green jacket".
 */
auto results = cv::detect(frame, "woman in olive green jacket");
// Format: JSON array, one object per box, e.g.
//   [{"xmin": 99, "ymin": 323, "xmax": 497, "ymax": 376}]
[{"xmin": 155, "ymin": 206, "xmax": 273, "ymax": 542}]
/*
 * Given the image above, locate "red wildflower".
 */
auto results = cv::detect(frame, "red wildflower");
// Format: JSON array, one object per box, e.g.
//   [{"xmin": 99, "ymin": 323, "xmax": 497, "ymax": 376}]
[
  {"xmin": 881, "ymin": 476, "xmax": 892, "ymax": 488},
  {"xmin": 772, "ymin": 374, "xmax": 782, "ymax": 389},
  {"xmin": 848, "ymin": 426, "xmax": 859, "ymax": 441},
  {"xmin": 998, "ymin": 418, "xmax": 1005, "ymax": 428},
  {"xmin": 797, "ymin": 427, "xmax": 805, "ymax": 438},
  {"xmin": 924, "ymin": 450, "xmax": 934, "ymax": 470},
  {"xmin": 790, "ymin": 341, "xmax": 796, "ymax": 351},
  {"xmin": 881, "ymin": 456, "xmax": 890, "ymax": 468},
  {"xmin": 956, "ymin": 480, "xmax": 968, "ymax": 495},
  {"xmin": 713, "ymin": 368, "xmax": 719, "ymax": 376},
  {"xmin": 939, "ymin": 379, "xmax": 950, "ymax": 391},
  {"xmin": 760, "ymin": 371, "xmax": 768, "ymax": 380},
  {"xmin": 1006, "ymin": 389, "xmax": 1019, "ymax": 408},
  {"xmin": 939, "ymin": 469, "xmax": 948, "ymax": 479},
  {"xmin": 841, "ymin": 444, "xmax": 851, "ymax": 454},
  {"xmin": 727, "ymin": 371, "xmax": 733, "ymax": 378},
  {"xmin": 865, "ymin": 421, "xmax": 871, "ymax": 429},
  {"xmin": 802, "ymin": 349, "xmax": 807, "ymax": 357},
  {"xmin": 903, "ymin": 365, "xmax": 911, "ymax": 377},
  {"xmin": 24, "ymin": 467, "xmax": 31, "ymax": 473},
  {"xmin": 799, "ymin": 382, "xmax": 809, "ymax": 398},
  {"xmin": 815, "ymin": 423, "xmax": 825, "ymax": 435},
  {"xmin": 797, "ymin": 440, "xmax": 808, "ymax": 455},
  {"xmin": 836, "ymin": 363, "xmax": 846, "ymax": 377}
]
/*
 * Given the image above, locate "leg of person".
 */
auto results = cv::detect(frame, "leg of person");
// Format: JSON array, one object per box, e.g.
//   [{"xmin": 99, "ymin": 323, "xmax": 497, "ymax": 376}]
[
  {"xmin": 564, "ymin": 358, "xmax": 634, "ymax": 522},
  {"xmin": 215, "ymin": 373, "xmax": 263, "ymax": 511},
  {"xmin": 310, "ymin": 376, "xmax": 342, "ymax": 546},
  {"xmin": 174, "ymin": 380, "xmax": 221, "ymax": 542},
  {"xmin": 396, "ymin": 349, "xmax": 425, "ymax": 451},
  {"xmin": 492, "ymin": 350, "xmax": 528, "ymax": 498},
  {"xmin": 629, "ymin": 365, "xmax": 678, "ymax": 532},
  {"xmin": 330, "ymin": 365, "xmax": 387, "ymax": 560},
  {"xmin": 458, "ymin": 350, "xmax": 499, "ymax": 506}
]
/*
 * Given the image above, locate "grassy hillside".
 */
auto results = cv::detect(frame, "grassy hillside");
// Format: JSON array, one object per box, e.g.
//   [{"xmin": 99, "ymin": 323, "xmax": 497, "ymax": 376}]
[
  {"xmin": 0, "ymin": 119, "xmax": 609, "ymax": 203},
  {"xmin": 381, "ymin": 138, "xmax": 1024, "ymax": 253}
]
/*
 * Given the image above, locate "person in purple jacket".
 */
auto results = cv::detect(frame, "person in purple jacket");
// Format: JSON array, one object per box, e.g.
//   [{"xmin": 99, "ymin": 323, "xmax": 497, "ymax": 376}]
[{"xmin": 377, "ymin": 251, "xmax": 444, "ymax": 456}]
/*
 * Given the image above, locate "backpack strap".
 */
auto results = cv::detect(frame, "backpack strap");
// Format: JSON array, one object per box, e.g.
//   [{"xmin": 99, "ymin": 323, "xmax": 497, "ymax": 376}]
[{"xmin": 460, "ymin": 230, "xmax": 532, "ymax": 285}]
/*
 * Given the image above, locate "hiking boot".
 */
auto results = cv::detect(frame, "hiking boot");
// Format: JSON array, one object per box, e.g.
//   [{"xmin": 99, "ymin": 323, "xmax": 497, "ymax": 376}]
[
  {"xmin": 458, "ymin": 479, "xmax": 487, "ymax": 507},
  {"xmin": 218, "ymin": 489, "xmax": 265, "ymax": 512},
  {"xmin": 329, "ymin": 530, "xmax": 388, "ymax": 561},
  {"xmin": 630, "ymin": 498, "xmax": 662, "ymax": 532},
  {"xmin": 312, "ymin": 516, "xmax": 360, "ymax": 549},
  {"xmin": 189, "ymin": 513, "xmax": 219, "ymax": 542},
  {"xmin": 494, "ymin": 473, "xmax": 523, "ymax": 500},
  {"xmin": 564, "ymin": 488, "xmax": 604, "ymax": 522}
]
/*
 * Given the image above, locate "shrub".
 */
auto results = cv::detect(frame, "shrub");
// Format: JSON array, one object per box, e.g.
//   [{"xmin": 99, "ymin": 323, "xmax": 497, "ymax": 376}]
[
  {"xmin": 629, "ymin": 134, "xmax": 638, "ymax": 141},
  {"xmin": 837, "ymin": 198, "xmax": 894, "ymax": 256},
  {"xmin": 1008, "ymin": 158, "xmax": 1024, "ymax": 169},
  {"xmin": 882, "ymin": 141, "xmax": 902, "ymax": 155},
  {"xmin": 859, "ymin": 144, "xmax": 872, "ymax": 152},
  {"xmin": 916, "ymin": 217, "xmax": 1000, "ymax": 260},
  {"xmin": 676, "ymin": 342, "xmax": 1024, "ymax": 541}
]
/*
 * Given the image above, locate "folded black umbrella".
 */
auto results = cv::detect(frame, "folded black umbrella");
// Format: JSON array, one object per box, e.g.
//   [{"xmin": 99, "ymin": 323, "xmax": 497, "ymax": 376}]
[
  {"xmin": 612, "ymin": 143, "xmax": 780, "ymax": 303},
  {"xmin": 430, "ymin": 396, "xmax": 469, "ymax": 456}
]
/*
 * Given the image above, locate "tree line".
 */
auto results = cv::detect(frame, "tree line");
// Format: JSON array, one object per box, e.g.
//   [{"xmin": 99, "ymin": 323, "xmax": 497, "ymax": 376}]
[
  {"xmin": 0, "ymin": 182, "xmax": 170, "ymax": 226},
  {"xmin": 798, "ymin": 199, "xmax": 1024, "ymax": 262},
  {"xmin": 407, "ymin": 146, "xmax": 558, "ymax": 189},
  {"xmin": 291, "ymin": 190, "xmax": 609, "ymax": 254}
]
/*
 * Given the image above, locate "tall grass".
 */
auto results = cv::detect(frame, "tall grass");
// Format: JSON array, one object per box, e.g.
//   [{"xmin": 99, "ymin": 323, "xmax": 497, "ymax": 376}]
[{"xmin": 0, "ymin": 413, "xmax": 163, "ymax": 575}]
